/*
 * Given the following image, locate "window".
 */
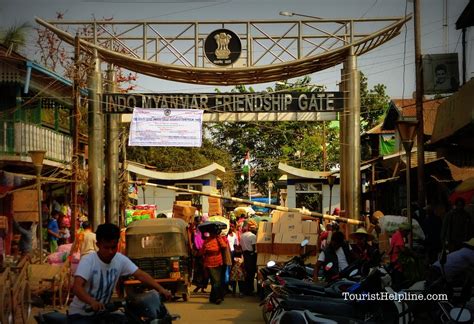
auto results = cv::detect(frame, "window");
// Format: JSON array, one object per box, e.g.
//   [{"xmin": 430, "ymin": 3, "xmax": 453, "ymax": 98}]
[
  {"xmin": 295, "ymin": 182, "xmax": 323, "ymax": 213},
  {"xmin": 175, "ymin": 183, "xmax": 202, "ymax": 206}
]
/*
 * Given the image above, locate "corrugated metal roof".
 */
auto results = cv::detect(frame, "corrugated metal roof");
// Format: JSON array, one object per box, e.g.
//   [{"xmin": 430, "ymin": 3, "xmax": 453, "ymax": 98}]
[{"xmin": 391, "ymin": 98, "xmax": 445, "ymax": 136}]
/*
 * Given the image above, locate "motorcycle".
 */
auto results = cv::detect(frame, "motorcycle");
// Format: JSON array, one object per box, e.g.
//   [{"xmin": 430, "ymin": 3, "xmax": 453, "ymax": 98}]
[
  {"xmin": 262, "ymin": 265, "xmax": 394, "ymax": 324},
  {"xmin": 34, "ymin": 290, "xmax": 180, "ymax": 324},
  {"xmin": 258, "ymin": 239, "xmax": 314, "ymax": 299}
]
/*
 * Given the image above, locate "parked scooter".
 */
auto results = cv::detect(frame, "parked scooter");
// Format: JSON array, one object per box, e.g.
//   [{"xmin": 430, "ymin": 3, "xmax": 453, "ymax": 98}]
[
  {"xmin": 258, "ymin": 239, "xmax": 314, "ymax": 299},
  {"xmin": 262, "ymin": 265, "xmax": 395, "ymax": 324},
  {"xmin": 34, "ymin": 290, "xmax": 179, "ymax": 324}
]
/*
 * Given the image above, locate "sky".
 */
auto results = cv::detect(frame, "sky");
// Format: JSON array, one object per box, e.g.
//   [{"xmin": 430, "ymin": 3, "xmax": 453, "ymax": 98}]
[{"xmin": 0, "ymin": 0, "xmax": 472, "ymax": 98}]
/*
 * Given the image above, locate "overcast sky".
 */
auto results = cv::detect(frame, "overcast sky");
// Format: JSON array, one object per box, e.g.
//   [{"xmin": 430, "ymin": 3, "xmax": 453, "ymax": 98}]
[{"xmin": 0, "ymin": 0, "xmax": 472, "ymax": 97}]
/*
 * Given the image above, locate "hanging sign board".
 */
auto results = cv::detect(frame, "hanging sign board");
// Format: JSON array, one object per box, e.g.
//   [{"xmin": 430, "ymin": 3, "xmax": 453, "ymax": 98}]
[
  {"xmin": 128, "ymin": 108, "xmax": 203, "ymax": 147},
  {"xmin": 103, "ymin": 92, "xmax": 343, "ymax": 114}
]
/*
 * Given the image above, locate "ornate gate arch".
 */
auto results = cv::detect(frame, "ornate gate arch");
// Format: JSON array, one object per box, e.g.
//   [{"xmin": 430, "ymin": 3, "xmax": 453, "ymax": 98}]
[{"xmin": 36, "ymin": 15, "xmax": 411, "ymax": 225}]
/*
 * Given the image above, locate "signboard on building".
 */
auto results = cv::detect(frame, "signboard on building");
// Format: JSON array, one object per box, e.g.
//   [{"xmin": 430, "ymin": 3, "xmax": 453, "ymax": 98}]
[
  {"xmin": 129, "ymin": 108, "xmax": 203, "ymax": 147},
  {"xmin": 423, "ymin": 53, "xmax": 459, "ymax": 94},
  {"xmin": 104, "ymin": 92, "xmax": 343, "ymax": 113}
]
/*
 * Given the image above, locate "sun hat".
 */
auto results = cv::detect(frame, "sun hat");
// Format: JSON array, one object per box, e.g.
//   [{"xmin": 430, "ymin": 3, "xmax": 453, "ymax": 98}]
[
  {"xmin": 372, "ymin": 210, "xmax": 384, "ymax": 220},
  {"xmin": 464, "ymin": 238, "xmax": 474, "ymax": 248},
  {"xmin": 349, "ymin": 227, "xmax": 375, "ymax": 241}
]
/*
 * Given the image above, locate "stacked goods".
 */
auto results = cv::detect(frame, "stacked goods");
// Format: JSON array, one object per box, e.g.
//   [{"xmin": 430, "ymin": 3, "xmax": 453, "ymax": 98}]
[
  {"xmin": 125, "ymin": 209, "xmax": 155, "ymax": 226},
  {"xmin": 208, "ymin": 197, "xmax": 222, "ymax": 216},
  {"xmin": 256, "ymin": 211, "xmax": 319, "ymax": 266},
  {"xmin": 0, "ymin": 216, "xmax": 8, "ymax": 230},
  {"xmin": 13, "ymin": 189, "xmax": 39, "ymax": 222},
  {"xmin": 172, "ymin": 202, "xmax": 196, "ymax": 223}
]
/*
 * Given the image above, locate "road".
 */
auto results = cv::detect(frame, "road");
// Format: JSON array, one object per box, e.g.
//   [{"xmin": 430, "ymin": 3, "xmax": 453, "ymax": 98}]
[
  {"xmin": 28, "ymin": 290, "xmax": 264, "ymax": 324},
  {"xmin": 167, "ymin": 291, "xmax": 263, "ymax": 323}
]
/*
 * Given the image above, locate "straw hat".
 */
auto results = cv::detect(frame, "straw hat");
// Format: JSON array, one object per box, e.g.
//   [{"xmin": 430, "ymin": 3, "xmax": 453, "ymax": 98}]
[
  {"xmin": 464, "ymin": 238, "xmax": 474, "ymax": 248},
  {"xmin": 349, "ymin": 227, "xmax": 375, "ymax": 241},
  {"xmin": 372, "ymin": 210, "xmax": 384, "ymax": 220}
]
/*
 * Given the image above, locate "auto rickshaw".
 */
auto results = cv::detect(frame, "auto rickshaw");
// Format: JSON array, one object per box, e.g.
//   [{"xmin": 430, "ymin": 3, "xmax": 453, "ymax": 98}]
[{"xmin": 123, "ymin": 218, "xmax": 191, "ymax": 301}]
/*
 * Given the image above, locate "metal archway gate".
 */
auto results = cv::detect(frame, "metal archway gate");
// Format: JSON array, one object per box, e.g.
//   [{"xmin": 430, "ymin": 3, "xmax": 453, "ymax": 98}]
[{"xmin": 36, "ymin": 15, "xmax": 411, "ymax": 227}]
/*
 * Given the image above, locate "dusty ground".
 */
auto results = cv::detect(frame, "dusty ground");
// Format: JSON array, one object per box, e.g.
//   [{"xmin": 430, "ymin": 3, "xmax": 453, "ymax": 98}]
[{"xmin": 27, "ymin": 289, "xmax": 264, "ymax": 324}]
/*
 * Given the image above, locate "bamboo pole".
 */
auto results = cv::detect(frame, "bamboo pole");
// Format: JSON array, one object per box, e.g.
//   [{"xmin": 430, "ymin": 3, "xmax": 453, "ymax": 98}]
[{"xmin": 130, "ymin": 181, "xmax": 363, "ymax": 226}]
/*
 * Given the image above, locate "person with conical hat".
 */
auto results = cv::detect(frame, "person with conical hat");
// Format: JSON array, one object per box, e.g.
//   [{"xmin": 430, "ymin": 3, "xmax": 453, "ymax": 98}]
[{"xmin": 349, "ymin": 227, "xmax": 379, "ymax": 275}]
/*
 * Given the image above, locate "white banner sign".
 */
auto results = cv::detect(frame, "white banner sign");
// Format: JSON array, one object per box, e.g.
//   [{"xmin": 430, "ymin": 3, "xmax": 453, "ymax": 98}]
[{"xmin": 129, "ymin": 108, "xmax": 203, "ymax": 147}]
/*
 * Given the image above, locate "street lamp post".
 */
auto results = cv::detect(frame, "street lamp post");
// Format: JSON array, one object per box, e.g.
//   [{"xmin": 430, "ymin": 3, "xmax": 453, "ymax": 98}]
[
  {"xmin": 327, "ymin": 175, "xmax": 336, "ymax": 215},
  {"xmin": 396, "ymin": 120, "xmax": 418, "ymax": 248},
  {"xmin": 29, "ymin": 150, "xmax": 46, "ymax": 264}
]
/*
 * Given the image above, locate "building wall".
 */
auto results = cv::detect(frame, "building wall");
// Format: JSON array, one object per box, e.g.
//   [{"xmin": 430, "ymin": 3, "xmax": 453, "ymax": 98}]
[
  {"xmin": 137, "ymin": 174, "xmax": 219, "ymax": 214},
  {"xmin": 286, "ymin": 182, "xmax": 340, "ymax": 214}
]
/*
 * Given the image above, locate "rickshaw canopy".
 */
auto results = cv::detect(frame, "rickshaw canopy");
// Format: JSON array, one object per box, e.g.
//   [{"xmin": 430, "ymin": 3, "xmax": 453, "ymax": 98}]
[{"xmin": 125, "ymin": 218, "xmax": 189, "ymax": 258}]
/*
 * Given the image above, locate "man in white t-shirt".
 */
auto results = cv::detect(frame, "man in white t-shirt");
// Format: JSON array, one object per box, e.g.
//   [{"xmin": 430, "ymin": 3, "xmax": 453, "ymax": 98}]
[
  {"xmin": 68, "ymin": 223, "xmax": 172, "ymax": 323},
  {"xmin": 240, "ymin": 220, "xmax": 257, "ymax": 295}
]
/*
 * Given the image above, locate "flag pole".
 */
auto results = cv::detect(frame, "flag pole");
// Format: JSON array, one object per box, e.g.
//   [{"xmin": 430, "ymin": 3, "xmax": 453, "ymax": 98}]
[{"xmin": 248, "ymin": 152, "xmax": 252, "ymax": 200}]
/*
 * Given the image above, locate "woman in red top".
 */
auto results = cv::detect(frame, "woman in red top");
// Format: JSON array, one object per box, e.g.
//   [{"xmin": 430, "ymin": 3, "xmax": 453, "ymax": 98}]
[{"xmin": 201, "ymin": 232, "xmax": 227, "ymax": 304}]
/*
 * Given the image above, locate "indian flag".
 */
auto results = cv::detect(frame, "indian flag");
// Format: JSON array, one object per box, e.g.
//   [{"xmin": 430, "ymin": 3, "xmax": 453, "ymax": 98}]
[
  {"xmin": 242, "ymin": 151, "xmax": 250, "ymax": 174},
  {"xmin": 241, "ymin": 151, "xmax": 250, "ymax": 180}
]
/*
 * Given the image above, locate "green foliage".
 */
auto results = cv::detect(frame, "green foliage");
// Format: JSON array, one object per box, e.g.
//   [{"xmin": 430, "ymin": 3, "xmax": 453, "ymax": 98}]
[
  {"xmin": 360, "ymin": 72, "xmax": 390, "ymax": 133},
  {"xmin": 208, "ymin": 77, "xmax": 339, "ymax": 197},
  {"xmin": 0, "ymin": 22, "xmax": 31, "ymax": 53},
  {"xmin": 126, "ymin": 138, "xmax": 236, "ymax": 192}
]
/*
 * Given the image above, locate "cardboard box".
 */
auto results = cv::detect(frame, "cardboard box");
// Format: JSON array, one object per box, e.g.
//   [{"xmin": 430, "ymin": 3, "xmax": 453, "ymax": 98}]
[
  {"xmin": 256, "ymin": 232, "xmax": 273, "ymax": 253},
  {"xmin": 271, "ymin": 210, "xmax": 283, "ymax": 224},
  {"xmin": 13, "ymin": 190, "xmax": 39, "ymax": 212},
  {"xmin": 13, "ymin": 211, "xmax": 39, "ymax": 222},
  {"xmin": 257, "ymin": 253, "xmax": 272, "ymax": 266},
  {"xmin": 283, "ymin": 212, "xmax": 302, "ymax": 223},
  {"xmin": 271, "ymin": 222, "xmax": 280, "ymax": 234},
  {"xmin": 0, "ymin": 216, "xmax": 8, "ymax": 230},
  {"xmin": 278, "ymin": 221, "xmax": 302, "ymax": 234},
  {"xmin": 273, "ymin": 233, "xmax": 305, "ymax": 255},
  {"xmin": 208, "ymin": 197, "xmax": 222, "ymax": 216},
  {"xmin": 257, "ymin": 244, "xmax": 273, "ymax": 254},
  {"xmin": 257, "ymin": 231, "xmax": 273, "ymax": 244},
  {"xmin": 175, "ymin": 201, "xmax": 192, "ymax": 206},
  {"xmin": 302, "ymin": 221, "xmax": 318, "ymax": 234},
  {"xmin": 302, "ymin": 234, "xmax": 318, "ymax": 246},
  {"xmin": 258, "ymin": 222, "xmax": 272, "ymax": 234},
  {"xmin": 172, "ymin": 203, "xmax": 196, "ymax": 223}
]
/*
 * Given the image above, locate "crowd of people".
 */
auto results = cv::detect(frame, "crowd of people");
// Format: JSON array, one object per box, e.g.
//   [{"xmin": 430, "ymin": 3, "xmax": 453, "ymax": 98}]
[{"xmin": 189, "ymin": 214, "xmax": 259, "ymax": 304}]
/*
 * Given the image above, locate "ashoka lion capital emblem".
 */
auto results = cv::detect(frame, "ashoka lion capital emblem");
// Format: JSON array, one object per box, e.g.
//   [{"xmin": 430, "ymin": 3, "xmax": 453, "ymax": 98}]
[
  {"xmin": 204, "ymin": 28, "xmax": 241, "ymax": 66},
  {"xmin": 214, "ymin": 32, "xmax": 232, "ymax": 59}
]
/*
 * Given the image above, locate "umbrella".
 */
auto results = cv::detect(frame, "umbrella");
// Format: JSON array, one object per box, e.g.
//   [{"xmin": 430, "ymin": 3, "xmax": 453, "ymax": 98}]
[
  {"xmin": 234, "ymin": 206, "xmax": 256, "ymax": 218},
  {"xmin": 449, "ymin": 177, "xmax": 474, "ymax": 204},
  {"xmin": 197, "ymin": 221, "xmax": 227, "ymax": 235},
  {"xmin": 208, "ymin": 216, "xmax": 230, "ymax": 235}
]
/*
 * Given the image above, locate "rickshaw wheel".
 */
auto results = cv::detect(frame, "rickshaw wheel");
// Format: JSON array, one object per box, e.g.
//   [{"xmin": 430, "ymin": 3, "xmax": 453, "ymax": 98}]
[{"xmin": 0, "ymin": 280, "xmax": 13, "ymax": 324}]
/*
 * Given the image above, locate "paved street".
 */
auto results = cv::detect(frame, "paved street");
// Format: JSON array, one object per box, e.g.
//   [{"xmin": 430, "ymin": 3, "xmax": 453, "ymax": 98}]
[
  {"xmin": 167, "ymin": 291, "xmax": 263, "ymax": 324},
  {"xmin": 27, "ymin": 290, "xmax": 264, "ymax": 324}
]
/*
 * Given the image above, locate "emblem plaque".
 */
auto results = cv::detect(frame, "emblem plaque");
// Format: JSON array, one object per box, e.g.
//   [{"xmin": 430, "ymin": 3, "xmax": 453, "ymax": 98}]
[{"xmin": 204, "ymin": 29, "xmax": 241, "ymax": 66}]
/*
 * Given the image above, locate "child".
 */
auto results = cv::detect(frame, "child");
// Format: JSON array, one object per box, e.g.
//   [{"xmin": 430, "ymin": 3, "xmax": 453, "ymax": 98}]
[{"xmin": 229, "ymin": 246, "xmax": 245, "ymax": 297}]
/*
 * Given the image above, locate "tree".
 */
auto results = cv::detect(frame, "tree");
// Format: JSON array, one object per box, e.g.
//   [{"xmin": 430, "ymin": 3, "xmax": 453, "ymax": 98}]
[
  {"xmin": 209, "ymin": 77, "xmax": 339, "ymax": 197},
  {"xmin": 0, "ymin": 22, "xmax": 31, "ymax": 54},
  {"xmin": 360, "ymin": 72, "xmax": 390, "ymax": 133}
]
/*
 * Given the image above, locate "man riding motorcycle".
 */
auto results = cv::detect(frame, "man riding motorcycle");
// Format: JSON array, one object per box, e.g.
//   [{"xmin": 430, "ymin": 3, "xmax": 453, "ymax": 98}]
[{"xmin": 68, "ymin": 223, "xmax": 172, "ymax": 323}]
